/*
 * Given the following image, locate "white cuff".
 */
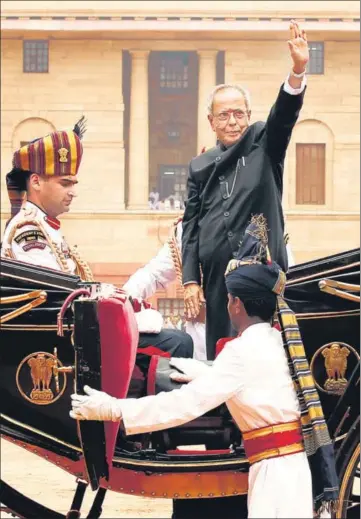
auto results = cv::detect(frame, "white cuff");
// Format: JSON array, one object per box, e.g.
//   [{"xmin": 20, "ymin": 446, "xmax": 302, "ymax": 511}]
[
  {"xmin": 283, "ymin": 73, "xmax": 307, "ymax": 95},
  {"xmin": 135, "ymin": 308, "xmax": 163, "ymax": 334}
]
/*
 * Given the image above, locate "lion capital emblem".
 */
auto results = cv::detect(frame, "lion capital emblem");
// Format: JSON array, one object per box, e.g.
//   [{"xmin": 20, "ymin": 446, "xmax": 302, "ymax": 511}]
[
  {"xmin": 58, "ymin": 147, "xmax": 69, "ymax": 163},
  {"xmin": 16, "ymin": 351, "xmax": 67, "ymax": 405},
  {"xmin": 322, "ymin": 343, "xmax": 350, "ymax": 394}
]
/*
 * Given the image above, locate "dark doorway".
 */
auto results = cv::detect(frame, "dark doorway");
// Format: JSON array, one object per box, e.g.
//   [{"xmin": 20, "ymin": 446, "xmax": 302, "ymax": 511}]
[{"xmin": 148, "ymin": 51, "xmax": 198, "ymax": 205}]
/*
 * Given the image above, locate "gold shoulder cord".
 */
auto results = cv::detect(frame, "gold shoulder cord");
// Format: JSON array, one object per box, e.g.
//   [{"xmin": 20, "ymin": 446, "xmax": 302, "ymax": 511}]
[
  {"xmin": 69, "ymin": 246, "xmax": 94, "ymax": 282},
  {"xmin": 3, "ymin": 222, "xmax": 20, "ymax": 259},
  {"xmin": 167, "ymin": 218, "xmax": 183, "ymax": 286}
]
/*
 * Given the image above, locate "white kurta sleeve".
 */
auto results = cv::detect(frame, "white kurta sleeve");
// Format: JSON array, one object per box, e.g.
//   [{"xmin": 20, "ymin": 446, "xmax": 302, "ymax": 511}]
[
  {"xmin": 123, "ymin": 242, "xmax": 177, "ymax": 300},
  {"xmin": 119, "ymin": 340, "xmax": 244, "ymax": 436},
  {"xmin": 9, "ymin": 224, "xmax": 62, "ymax": 272}
]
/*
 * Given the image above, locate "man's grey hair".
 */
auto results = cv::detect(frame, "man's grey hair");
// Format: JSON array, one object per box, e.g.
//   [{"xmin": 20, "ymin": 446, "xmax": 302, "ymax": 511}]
[{"xmin": 207, "ymin": 84, "xmax": 251, "ymax": 115}]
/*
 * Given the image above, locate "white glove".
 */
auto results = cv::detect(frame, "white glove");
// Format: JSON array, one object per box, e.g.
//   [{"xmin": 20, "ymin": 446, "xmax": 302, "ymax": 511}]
[
  {"xmin": 135, "ymin": 308, "xmax": 163, "ymax": 334},
  {"xmin": 70, "ymin": 385, "xmax": 122, "ymax": 422},
  {"xmin": 169, "ymin": 357, "xmax": 210, "ymax": 383}
]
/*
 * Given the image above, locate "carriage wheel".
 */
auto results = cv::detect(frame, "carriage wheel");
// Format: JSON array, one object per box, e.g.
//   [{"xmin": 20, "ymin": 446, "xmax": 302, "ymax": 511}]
[
  {"xmin": 0, "ymin": 480, "xmax": 65, "ymax": 519},
  {"xmin": 337, "ymin": 443, "xmax": 360, "ymax": 519}
]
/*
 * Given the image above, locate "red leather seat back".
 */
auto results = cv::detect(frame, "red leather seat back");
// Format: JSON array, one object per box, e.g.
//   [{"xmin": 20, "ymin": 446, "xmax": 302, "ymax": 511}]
[{"xmin": 98, "ymin": 295, "xmax": 139, "ymax": 473}]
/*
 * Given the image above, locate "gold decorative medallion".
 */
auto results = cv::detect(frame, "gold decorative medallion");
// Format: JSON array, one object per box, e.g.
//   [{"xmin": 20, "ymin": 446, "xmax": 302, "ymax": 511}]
[
  {"xmin": 58, "ymin": 147, "xmax": 69, "ymax": 163},
  {"xmin": 16, "ymin": 349, "xmax": 68, "ymax": 405},
  {"xmin": 310, "ymin": 342, "xmax": 360, "ymax": 395}
]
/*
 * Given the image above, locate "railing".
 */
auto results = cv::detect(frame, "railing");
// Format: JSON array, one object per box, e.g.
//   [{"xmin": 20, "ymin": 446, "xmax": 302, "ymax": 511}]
[
  {"xmin": 0, "ymin": 290, "xmax": 47, "ymax": 324},
  {"xmin": 319, "ymin": 279, "xmax": 360, "ymax": 303}
]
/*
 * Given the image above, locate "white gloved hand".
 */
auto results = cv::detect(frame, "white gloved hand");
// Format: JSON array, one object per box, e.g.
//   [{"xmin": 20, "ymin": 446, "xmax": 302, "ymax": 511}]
[
  {"xmin": 70, "ymin": 385, "xmax": 122, "ymax": 422},
  {"xmin": 169, "ymin": 357, "xmax": 210, "ymax": 383},
  {"xmin": 135, "ymin": 308, "xmax": 163, "ymax": 334}
]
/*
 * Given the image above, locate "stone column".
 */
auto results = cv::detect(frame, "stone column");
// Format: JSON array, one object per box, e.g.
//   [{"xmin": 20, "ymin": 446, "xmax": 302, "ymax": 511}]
[
  {"xmin": 197, "ymin": 50, "xmax": 218, "ymax": 152},
  {"xmin": 128, "ymin": 49, "xmax": 150, "ymax": 209}
]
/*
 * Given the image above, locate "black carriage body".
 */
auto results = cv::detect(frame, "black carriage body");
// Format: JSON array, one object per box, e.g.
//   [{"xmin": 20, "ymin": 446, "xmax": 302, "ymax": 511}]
[
  {"xmin": 0, "ymin": 259, "xmax": 83, "ymax": 450},
  {"xmin": 0, "ymin": 251, "xmax": 360, "ymax": 513},
  {"xmin": 285, "ymin": 249, "xmax": 360, "ymax": 425}
]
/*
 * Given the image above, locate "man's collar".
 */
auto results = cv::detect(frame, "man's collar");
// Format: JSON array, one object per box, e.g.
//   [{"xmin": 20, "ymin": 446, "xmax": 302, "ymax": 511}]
[
  {"xmin": 25, "ymin": 201, "xmax": 61, "ymax": 230},
  {"xmin": 44, "ymin": 215, "xmax": 61, "ymax": 230}
]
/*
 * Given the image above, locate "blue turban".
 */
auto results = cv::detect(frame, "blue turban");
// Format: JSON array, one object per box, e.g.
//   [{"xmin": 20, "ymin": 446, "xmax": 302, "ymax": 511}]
[{"xmin": 224, "ymin": 215, "xmax": 286, "ymax": 301}]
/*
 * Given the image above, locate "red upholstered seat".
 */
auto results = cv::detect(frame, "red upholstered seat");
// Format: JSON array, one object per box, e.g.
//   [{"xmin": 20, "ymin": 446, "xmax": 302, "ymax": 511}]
[{"xmin": 98, "ymin": 296, "xmax": 139, "ymax": 472}]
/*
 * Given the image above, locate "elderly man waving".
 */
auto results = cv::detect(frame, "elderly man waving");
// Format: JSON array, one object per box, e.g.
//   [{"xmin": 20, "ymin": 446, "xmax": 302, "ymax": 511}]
[{"xmin": 182, "ymin": 21, "xmax": 309, "ymax": 359}]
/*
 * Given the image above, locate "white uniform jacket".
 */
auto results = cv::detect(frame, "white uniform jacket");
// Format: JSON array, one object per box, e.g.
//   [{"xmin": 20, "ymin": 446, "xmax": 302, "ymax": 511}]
[
  {"xmin": 1, "ymin": 201, "xmax": 81, "ymax": 275},
  {"xmin": 119, "ymin": 323, "xmax": 313, "ymax": 518}
]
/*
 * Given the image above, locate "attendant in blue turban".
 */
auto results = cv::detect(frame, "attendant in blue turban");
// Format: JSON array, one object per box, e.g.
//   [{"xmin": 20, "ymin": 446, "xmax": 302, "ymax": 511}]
[{"xmin": 70, "ymin": 215, "xmax": 338, "ymax": 518}]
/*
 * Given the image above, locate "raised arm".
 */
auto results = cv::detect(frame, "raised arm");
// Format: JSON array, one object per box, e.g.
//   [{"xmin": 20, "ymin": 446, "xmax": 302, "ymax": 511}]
[{"xmin": 265, "ymin": 21, "xmax": 309, "ymax": 165}]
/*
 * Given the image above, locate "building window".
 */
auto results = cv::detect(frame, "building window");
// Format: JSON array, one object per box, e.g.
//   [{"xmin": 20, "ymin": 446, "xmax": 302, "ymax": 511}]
[
  {"xmin": 23, "ymin": 40, "xmax": 49, "ymax": 73},
  {"xmin": 158, "ymin": 298, "xmax": 185, "ymax": 331},
  {"xmin": 306, "ymin": 42, "xmax": 324, "ymax": 75},
  {"xmin": 296, "ymin": 143, "xmax": 326, "ymax": 205},
  {"xmin": 160, "ymin": 52, "xmax": 189, "ymax": 92}
]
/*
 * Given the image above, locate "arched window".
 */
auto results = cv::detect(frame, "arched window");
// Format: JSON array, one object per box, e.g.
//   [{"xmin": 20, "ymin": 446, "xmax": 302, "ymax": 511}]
[{"xmin": 12, "ymin": 117, "xmax": 55, "ymax": 151}]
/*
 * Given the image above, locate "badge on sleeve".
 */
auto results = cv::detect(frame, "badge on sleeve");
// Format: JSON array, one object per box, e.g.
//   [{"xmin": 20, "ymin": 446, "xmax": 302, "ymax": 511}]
[{"xmin": 14, "ymin": 229, "xmax": 48, "ymax": 251}]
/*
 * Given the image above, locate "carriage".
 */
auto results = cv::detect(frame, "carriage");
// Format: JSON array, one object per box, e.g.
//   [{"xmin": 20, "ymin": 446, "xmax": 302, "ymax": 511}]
[{"xmin": 0, "ymin": 248, "xmax": 359, "ymax": 518}]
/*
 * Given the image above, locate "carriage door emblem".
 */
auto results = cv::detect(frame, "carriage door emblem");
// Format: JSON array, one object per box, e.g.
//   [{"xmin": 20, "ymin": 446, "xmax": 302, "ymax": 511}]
[
  {"xmin": 310, "ymin": 342, "xmax": 360, "ymax": 396},
  {"xmin": 16, "ymin": 349, "xmax": 70, "ymax": 405},
  {"xmin": 322, "ymin": 344, "xmax": 350, "ymax": 393}
]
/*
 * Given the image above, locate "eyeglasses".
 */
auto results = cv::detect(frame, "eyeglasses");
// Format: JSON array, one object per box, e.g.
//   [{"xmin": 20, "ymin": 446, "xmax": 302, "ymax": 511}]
[{"xmin": 213, "ymin": 109, "xmax": 248, "ymax": 122}]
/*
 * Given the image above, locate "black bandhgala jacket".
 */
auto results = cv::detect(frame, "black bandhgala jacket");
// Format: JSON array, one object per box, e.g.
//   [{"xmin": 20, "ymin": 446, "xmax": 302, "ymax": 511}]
[{"xmin": 182, "ymin": 84, "xmax": 306, "ymax": 286}]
